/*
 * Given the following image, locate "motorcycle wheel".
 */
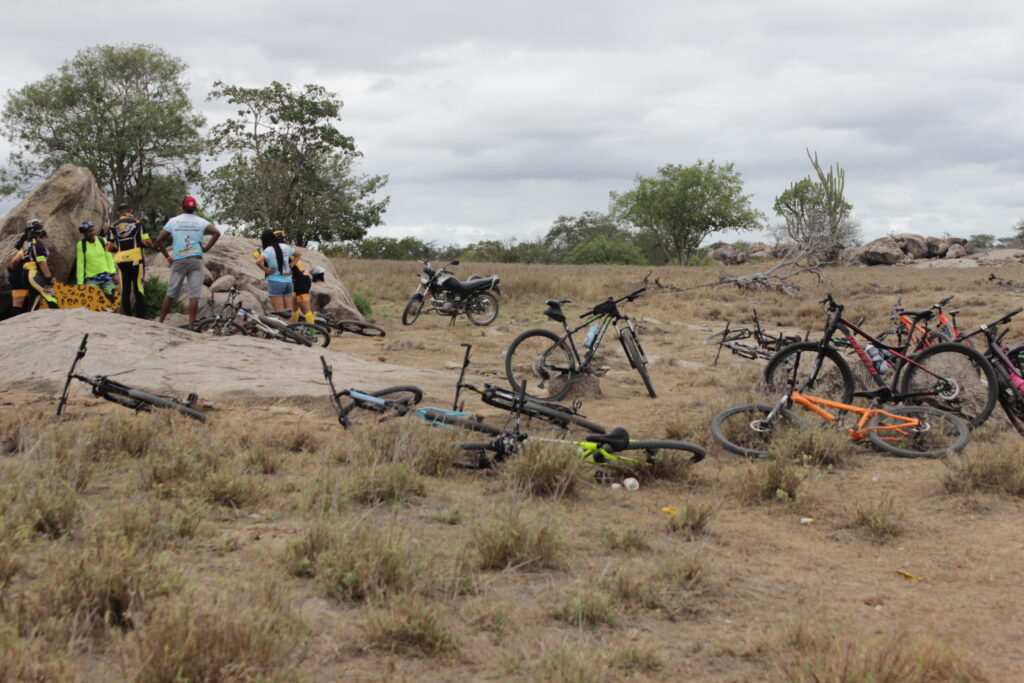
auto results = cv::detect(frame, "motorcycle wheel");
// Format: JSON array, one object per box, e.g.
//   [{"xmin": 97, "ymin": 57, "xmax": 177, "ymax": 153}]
[
  {"xmin": 466, "ymin": 292, "xmax": 499, "ymax": 326},
  {"xmin": 402, "ymin": 293, "xmax": 425, "ymax": 326}
]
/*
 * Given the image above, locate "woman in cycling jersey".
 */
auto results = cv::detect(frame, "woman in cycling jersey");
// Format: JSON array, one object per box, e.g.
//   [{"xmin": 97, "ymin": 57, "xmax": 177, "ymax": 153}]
[
  {"xmin": 271, "ymin": 229, "xmax": 317, "ymax": 324},
  {"xmin": 255, "ymin": 229, "xmax": 296, "ymax": 313},
  {"xmin": 21, "ymin": 220, "xmax": 59, "ymax": 311},
  {"xmin": 6, "ymin": 226, "xmax": 32, "ymax": 316}
]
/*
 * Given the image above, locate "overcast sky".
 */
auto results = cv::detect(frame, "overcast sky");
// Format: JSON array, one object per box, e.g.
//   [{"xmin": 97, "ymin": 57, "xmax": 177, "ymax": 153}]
[{"xmin": 3, "ymin": 0, "xmax": 1023, "ymax": 246}]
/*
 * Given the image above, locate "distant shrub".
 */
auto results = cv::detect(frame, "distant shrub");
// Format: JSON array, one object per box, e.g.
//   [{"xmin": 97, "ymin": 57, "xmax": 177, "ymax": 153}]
[
  {"xmin": 352, "ymin": 292, "xmax": 373, "ymax": 318},
  {"xmin": 142, "ymin": 275, "xmax": 182, "ymax": 318}
]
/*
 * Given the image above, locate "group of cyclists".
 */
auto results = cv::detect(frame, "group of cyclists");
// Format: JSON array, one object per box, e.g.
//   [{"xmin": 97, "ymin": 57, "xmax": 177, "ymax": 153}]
[{"xmin": 4, "ymin": 196, "xmax": 325, "ymax": 324}]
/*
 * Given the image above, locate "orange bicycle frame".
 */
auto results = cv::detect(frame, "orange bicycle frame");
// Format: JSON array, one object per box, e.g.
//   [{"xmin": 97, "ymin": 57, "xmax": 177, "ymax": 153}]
[{"xmin": 789, "ymin": 391, "xmax": 921, "ymax": 442}]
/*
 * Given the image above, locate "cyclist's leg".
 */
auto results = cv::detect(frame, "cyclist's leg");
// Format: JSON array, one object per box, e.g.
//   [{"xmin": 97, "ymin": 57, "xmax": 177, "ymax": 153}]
[{"xmin": 133, "ymin": 261, "xmax": 147, "ymax": 318}]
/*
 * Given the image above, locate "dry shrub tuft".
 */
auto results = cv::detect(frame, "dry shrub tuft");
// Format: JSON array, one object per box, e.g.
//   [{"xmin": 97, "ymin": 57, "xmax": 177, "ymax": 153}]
[
  {"xmin": 503, "ymin": 442, "xmax": 586, "ymax": 498},
  {"xmin": 361, "ymin": 596, "xmax": 460, "ymax": 657},
  {"xmin": 0, "ymin": 407, "xmax": 50, "ymax": 455},
  {"xmin": 127, "ymin": 587, "xmax": 305, "ymax": 681},
  {"xmin": 203, "ymin": 472, "xmax": 265, "ymax": 509},
  {"xmin": 282, "ymin": 524, "xmax": 335, "ymax": 578},
  {"xmin": 552, "ymin": 588, "xmax": 617, "ymax": 628},
  {"xmin": 6, "ymin": 533, "xmax": 174, "ymax": 644},
  {"xmin": 0, "ymin": 621, "xmax": 77, "ymax": 681},
  {"xmin": 340, "ymin": 420, "xmax": 457, "ymax": 477},
  {"xmin": 472, "ymin": 507, "xmax": 564, "ymax": 571},
  {"xmin": 535, "ymin": 646, "xmax": 611, "ymax": 682},
  {"xmin": 666, "ymin": 501, "xmax": 714, "ymax": 539},
  {"xmin": 602, "ymin": 526, "xmax": 651, "ymax": 552},
  {"xmin": 851, "ymin": 494, "xmax": 905, "ymax": 542},
  {"xmin": 780, "ymin": 621, "xmax": 985, "ymax": 682},
  {"xmin": 318, "ymin": 526, "xmax": 423, "ymax": 602},
  {"xmin": 943, "ymin": 442, "xmax": 1024, "ymax": 497},
  {"xmin": 346, "ymin": 462, "xmax": 425, "ymax": 506},
  {"xmin": 772, "ymin": 423, "xmax": 857, "ymax": 468},
  {"xmin": 114, "ymin": 501, "xmax": 205, "ymax": 549},
  {"xmin": 735, "ymin": 457, "xmax": 810, "ymax": 504},
  {"xmin": 242, "ymin": 445, "xmax": 283, "ymax": 475},
  {"xmin": 609, "ymin": 647, "xmax": 662, "ymax": 675}
]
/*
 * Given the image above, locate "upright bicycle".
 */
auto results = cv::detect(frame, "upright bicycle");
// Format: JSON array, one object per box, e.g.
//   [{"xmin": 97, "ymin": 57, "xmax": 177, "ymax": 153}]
[{"xmin": 504, "ymin": 287, "xmax": 655, "ymax": 401}]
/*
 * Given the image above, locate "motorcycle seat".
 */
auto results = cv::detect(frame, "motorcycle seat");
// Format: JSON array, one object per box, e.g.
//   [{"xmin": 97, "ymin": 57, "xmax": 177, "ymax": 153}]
[{"xmin": 454, "ymin": 276, "xmax": 498, "ymax": 291}]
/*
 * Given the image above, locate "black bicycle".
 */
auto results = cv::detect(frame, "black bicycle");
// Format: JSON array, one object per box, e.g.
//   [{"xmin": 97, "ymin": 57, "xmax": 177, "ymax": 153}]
[
  {"xmin": 504, "ymin": 287, "xmax": 655, "ymax": 401},
  {"xmin": 704, "ymin": 309, "xmax": 804, "ymax": 365},
  {"xmin": 57, "ymin": 334, "xmax": 207, "ymax": 422},
  {"xmin": 763, "ymin": 294, "xmax": 998, "ymax": 429},
  {"xmin": 314, "ymin": 312, "xmax": 386, "ymax": 338},
  {"xmin": 321, "ymin": 356, "xmax": 422, "ymax": 428}
]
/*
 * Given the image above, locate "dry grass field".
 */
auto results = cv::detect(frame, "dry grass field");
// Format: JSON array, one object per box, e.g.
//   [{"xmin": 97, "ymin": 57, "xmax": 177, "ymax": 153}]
[{"xmin": 3, "ymin": 256, "xmax": 1024, "ymax": 681}]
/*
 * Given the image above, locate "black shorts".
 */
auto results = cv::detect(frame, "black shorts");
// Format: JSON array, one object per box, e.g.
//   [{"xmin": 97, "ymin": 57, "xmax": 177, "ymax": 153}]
[{"xmin": 293, "ymin": 274, "xmax": 312, "ymax": 296}]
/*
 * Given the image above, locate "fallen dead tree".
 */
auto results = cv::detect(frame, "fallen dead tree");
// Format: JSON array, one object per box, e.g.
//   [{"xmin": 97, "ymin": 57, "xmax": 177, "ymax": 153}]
[
  {"xmin": 648, "ymin": 248, "xmax": 826, "ymax": 296},
  {"xmin": 988, "ymin": 273, "xmax": 1024, "ymax": 294}
]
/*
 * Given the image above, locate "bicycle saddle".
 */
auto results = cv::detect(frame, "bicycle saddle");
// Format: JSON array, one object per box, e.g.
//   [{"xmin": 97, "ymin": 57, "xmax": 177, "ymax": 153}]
[
  {"xmin": 546, "ymin": 299, "xmax": 572, "ymax": 306},
  {"xmin": 585, "ymin": 426, "xmax": 630, "ymax": 452},
  {"xmin": 269, "ymin": 309, "xmax": 293, "ymax": 318},
  {"xmin": 904, "ymin": 309, "xmax": 935, "ymax": 321},
  {"xmin": 543, "ymin": 300, "xmax": 570, "ymax": 323}
]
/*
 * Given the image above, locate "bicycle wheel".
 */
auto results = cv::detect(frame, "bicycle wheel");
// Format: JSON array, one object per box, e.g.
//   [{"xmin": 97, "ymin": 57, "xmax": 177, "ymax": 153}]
[
  {"xmin": 866, "ymin": 405, "xmax": 970, "ymax": 458},
  {"xmin": 337, "ymin": 320, "xmax": 386, "ymax": 337},
  {"xmin": 625, "ymin": 439, "xmax": 706, "ymax": 465},
  {"xmin": 996, "ymin": 381, "xmax": 1024, "ymax": 436},
  {"xmin": 505, "ymin": 329, "xmax": 577, "ymax": 402},
  {"xmin": 402, "ymin": 294, "xmax": 425, "ymax": 326},
  {"xmin": 620, "ymin": 328, "xmax": 656, "ymax": 398},
  {"xmin": 287, "ymin": 322, "xmax": 331, "ymax": 348},
  {"xmin": 193, "ymin": 318, "xmax": 248, "ymax": 337},
  {"xmin": 338, "ymin": 386, "xmax": 423, "ymax": 428},
  {"xmin": 898, "ymin": 342, "xmax": 997, "ymax": 429},
  {"xmin": 417, "ymin": 408, "xmax": 503, "ymax": 436},
  {"xmin": 465, "ymin": 292, "xmax": 499, "ymax": 326},
  {"xmin": 709, "ymin": 403, "xmax": 809, "ymax": 458},
  {"xmin": 763, "ymin": 341, "xmax": 855, "ymax": 404},
  {"xmin": 126, "ymin": 389, "xmax": 207, "ymax": 422}
]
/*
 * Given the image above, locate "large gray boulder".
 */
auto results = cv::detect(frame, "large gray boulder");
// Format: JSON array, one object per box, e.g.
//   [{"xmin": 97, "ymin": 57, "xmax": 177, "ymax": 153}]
[
  {"xmin": 893, "ymin": 233, "xmax": 928, "ymax": 259},
  {"xmin": 708, "ymin": 242, "xmax": 748, "ymax": 265},
  {"xmin": 0, "ymin": 165, "xmax": 111, "ymax": 314},
  {"xmin": 924, "ymin": 237, "xmax": 950, "ymax": 258},
  {"xmin": 945, "ymin": 243, "xmax": 968, "ymax": 259},
  {"xmin": 147, "ymin": 233, "xmax": 363, "ymax": 320},
  {"xmin": 861, "ymin": 237, "xmax": 904, "ymax": 266}
]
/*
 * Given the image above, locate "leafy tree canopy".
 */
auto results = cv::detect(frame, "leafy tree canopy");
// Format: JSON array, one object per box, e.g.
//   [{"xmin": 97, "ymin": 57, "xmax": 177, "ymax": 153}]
[
  {"xmin": 203, "ymin": 80, "xmax": 389, "ymax": 246},
  {"xmin": 567, "ymin": 237, "xmax": 646, "ymax": 265},
  {"xmin": 0, "ymin": 43, "xmax": 205, "ymax": 211},
  {"xmin": 610, "ymin": 160, "xmax": 763, "ymax": 265},
  {"xmin": 772, "ymin": 150, "xmax": 858, "ymax": 261}
]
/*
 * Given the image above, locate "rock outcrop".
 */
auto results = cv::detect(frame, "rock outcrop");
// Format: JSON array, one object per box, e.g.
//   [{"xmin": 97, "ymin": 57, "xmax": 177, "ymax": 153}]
[
  {"xmin": 0, "ymin": 165, "xmax": 111, "ymax": 314},
  {"xmin": 147, "ymin": 234, "xmax": 363, "ymax": 320},
  {"xmin": 860, "ymin": 237, "xmax": 904, "ymax": 266},
  {"xmin": 945, "ymin": 243, "xmax": 968, "ymax": 259},
  {"xmin": 708, "ymin": 242, "xmax": 748, "ymax": 265}
]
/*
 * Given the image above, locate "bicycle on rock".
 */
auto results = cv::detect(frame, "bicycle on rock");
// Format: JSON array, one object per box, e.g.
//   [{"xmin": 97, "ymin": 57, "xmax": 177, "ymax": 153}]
[
  {"xmin": 57, "ymin": 334, "xmax": 207, "ymax": 422},
  {"xmin": 191, "ymin": 285, "xmax": 331, "ymax": 348},
  {"xmin": 504, "ymin": 287, "xmax": 655, "ymax": 401},
  {"xmin": 763, "ymin": 294, "xmax": 997, "ymax": 429}
]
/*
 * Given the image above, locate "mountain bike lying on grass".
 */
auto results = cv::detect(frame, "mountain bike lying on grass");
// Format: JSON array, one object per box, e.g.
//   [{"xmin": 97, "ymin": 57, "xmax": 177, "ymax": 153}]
[
  {"xmin": 314, "ymin": 312, "xmax": 386, "ymax": 338},
  {"xmin": 505, "ymin": 287, "xmax": 655, "ymax": 401},
  {"xmin": 704, "ymin": 309, "xmax": 804, "ymax": 366},
  {"xmin": 712, "ymin": 347, "xmax": 970, "ymax": 459},
  {"xmin": 321, "ymin": 356, "xmax": 422, "ymax": 428},
  {"xmin": 57, "ymin": 334, "xmax": 207, "ymax": 422},
  {"xmin": 763, "ymin": 294, "xmax": 997, "ymax": 429},
  {"xmin": 449, "ymin": 383, "xmax": 705, "ymax": 471},
  {"xmin": 874, "ymin": 295, "xmax": 966, "ymax": 352}
]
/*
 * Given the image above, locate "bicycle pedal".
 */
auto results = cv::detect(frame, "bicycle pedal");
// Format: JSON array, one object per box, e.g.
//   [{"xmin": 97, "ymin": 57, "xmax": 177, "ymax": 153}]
[
  {"xmin": 593, "ymin": 366, "xmax": 611, "ymax": 376},
  {"xmin": 185, "ymin": 393, "xmax": 199, "ymax": 407}
]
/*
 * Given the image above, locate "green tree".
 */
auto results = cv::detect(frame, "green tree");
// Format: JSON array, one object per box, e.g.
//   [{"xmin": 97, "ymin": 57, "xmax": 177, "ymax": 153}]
[
  {"xmin": 566, "ymin": 237, "xmax": 646, "ymax": 265},
  {"xmin": 542, "ymin": 211, "xmax": 632, "ymax": 261},
  {"xmin": 968, "ymin": 234, "xmax": 995, "ymax": 251},
  {"xmin": 348, "ymin": 236, "xmax": 435, "ymax": 260},
  {"xmin": 1013, "ymin": 218, "xmax": 1024, "ymax": 245},
  {"xmin": 203, "ymin": 80, "xmax": 388, "ymax": 247},
  {"xmin": 1, "ymin": 44, "xmax": 204, "ymax": 208},
  {"xmin": 772, "ymin": 150, "xmax": 858, "ymax": 261},
  {"xmin": 610, "ymin": 161, "xmax": 763, "ymax": 265}
]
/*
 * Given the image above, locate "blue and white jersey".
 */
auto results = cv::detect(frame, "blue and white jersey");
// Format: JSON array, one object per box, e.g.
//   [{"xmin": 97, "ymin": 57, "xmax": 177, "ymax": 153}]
[
  {"xmin": 164, "ymin": 213, "xmax": 211, "ymax": 259},
  {"xmin": 262, "ymin": 245, "xmax": 295, "ymax": 283}
]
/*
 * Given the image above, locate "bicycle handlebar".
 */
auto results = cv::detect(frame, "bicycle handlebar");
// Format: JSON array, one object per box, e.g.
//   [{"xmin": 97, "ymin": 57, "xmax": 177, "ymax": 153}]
[
  {"xmin": 578, "ymin": 287, "xmax": 647, "ymax": 318},
  {"xmin": 981, "ymin": 307, "xmax": 1024, "ymax": 331}
]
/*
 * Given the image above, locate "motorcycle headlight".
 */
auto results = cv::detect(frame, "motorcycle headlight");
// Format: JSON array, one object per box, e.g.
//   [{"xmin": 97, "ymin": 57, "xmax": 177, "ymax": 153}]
[{"xmin": 420, "ymin": 274, "xmax": 430, "ymax": 285}]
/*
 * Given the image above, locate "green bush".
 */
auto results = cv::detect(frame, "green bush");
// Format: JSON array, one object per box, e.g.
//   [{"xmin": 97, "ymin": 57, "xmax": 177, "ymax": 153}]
[
  {"xmin": 142, "ymin": 275, "xmax": 182, "ymax": 318},
  {"xmin": 352, "ymin": 292, "xmax": 372, "ymax": 318},
  {"xmin": 566, "ymin": 237, "xmax": 646, "ymax": 265}
]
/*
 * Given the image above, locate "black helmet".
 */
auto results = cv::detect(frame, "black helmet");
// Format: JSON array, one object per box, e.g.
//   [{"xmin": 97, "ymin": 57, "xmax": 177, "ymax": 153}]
[
  {"xmin": 26, "ymin": 219, "xmax": 45, "ymax": 235},
  {"xmin": 78, "ymin": 221, "xmax": 95, "ymax": 234}
]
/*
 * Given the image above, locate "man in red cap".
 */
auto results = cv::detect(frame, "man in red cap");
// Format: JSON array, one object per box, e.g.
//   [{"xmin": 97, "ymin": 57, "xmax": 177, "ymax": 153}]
[{"xmin": 155, "ymin": 196, "xmax": 221, "ymax": 326}]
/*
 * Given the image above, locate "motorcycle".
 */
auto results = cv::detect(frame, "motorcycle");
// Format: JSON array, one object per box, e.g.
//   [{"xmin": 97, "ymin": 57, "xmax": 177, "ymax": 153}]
[{"xmin": 401, "ymin": 259, "xmax": 502, "ymax": 326}]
